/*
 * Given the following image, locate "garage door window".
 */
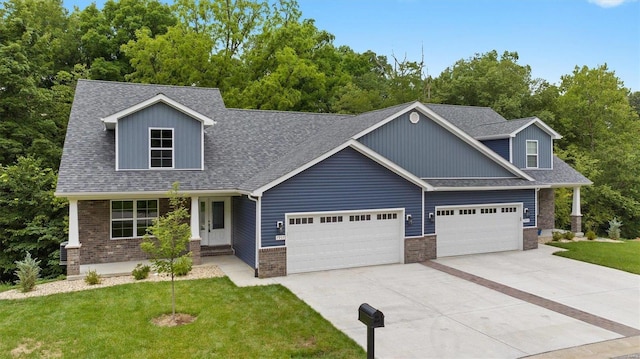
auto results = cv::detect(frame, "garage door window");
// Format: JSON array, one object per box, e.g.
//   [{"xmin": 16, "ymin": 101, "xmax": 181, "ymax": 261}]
[
  {"xmin": 501, "ymin": 207, "xmax": 517, "ymax": 213},
  {"xmin": 459, "ymin": 209, "xmax": 476, "ymax": 215},
  {"xmin": 290, "ymin": 217, "xmax": 314, "ymax": 225},
  {"xmin": 320, "ymin": 216, "xmax": 342, "ymax": 223},
  {"xmin": 481, "ymin": 208, "xmax": 497, "ymax": 214},
  {"xmin": 377, "ymin": 213, "xmax": 398, "ymax": 220},
  {"xmin": 349, "ymin": 214, "xmax": 371, "ymax": 222},
  {"xmin": 437, "ymin": 210, "xmax": 454, "ymax": 216}
]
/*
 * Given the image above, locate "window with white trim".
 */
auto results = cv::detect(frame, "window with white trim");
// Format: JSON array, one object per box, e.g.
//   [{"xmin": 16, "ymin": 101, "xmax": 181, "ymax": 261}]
[
  {"xmin": 150, "ymin": 128, "xmax": 173, "ymax": 168},
  {"xmin": 526, "ymin": 140, "xmax": 538, "ymax": 168},
  {"xmin": 111, "ymin": 200, "xmax": 158, "ymax": 238}
]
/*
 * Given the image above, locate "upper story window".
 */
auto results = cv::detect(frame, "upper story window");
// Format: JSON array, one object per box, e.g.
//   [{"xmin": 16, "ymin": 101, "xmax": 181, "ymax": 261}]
[
  {"xmin": 526, "ymin": 140, "xmax": 538, "ymax": 168},
  {"xmin": 150, "ymin": 128, "xmax": 174, "ymax": 168}
]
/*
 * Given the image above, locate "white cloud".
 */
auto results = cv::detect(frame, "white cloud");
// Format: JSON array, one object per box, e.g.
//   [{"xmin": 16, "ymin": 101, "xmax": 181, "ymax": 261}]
[{"xmin": 588, "ymin": 0, "xmax": 636, "ymax": 8}]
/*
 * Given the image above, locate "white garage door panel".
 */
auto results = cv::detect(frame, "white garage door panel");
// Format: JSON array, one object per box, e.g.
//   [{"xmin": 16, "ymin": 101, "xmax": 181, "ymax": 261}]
[
  {"xmin": 436, "ymin": 204, "xmax": 522, "ymax": 257},
  {"xmin": 287, "ymin": 211, "xmax": 402, "ymax": 274}
]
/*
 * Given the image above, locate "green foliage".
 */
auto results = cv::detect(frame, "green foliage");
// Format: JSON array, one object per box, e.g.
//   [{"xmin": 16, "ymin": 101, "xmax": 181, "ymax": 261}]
[
  {"xmin": 84, "ymin": 269, "xmax": 102, "ymax": 285},
  {"xmin": 132, "ymin": 264, "xmax": 151, "ymax": 280},
  {"xmin": 14, "ymin": 253, "xmax": 41, "ymax": 292},
  {"xmin": 552, "ymin": 231, "xmax": 564, "ymax": 241},
  {"xmin": 141, "ymin": 182, "xmax": 191, "ymax": 316},
  {"xmin": 173, "ymin": 256, "xmax": 193, "ymax": 277},
  {"xmin": 585, "ymin": 230, "xmax": 597, "ymax": 241},
  {"xmin": 0, "ymin": 157, "xmax": 67, "ymax": 282},
  {"xmin": 607, "ymin": 218, "xmax": 622, "ymax": 240},
  {"xmin": 563, "ymin": 231, "xmax": 575, "ymax": 240}
]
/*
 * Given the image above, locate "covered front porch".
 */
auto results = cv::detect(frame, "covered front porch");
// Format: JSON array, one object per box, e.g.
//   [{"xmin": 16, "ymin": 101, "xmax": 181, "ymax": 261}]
[{"xmin": 537, "ymin": 186, "xmax": 584, "ymax": 235}]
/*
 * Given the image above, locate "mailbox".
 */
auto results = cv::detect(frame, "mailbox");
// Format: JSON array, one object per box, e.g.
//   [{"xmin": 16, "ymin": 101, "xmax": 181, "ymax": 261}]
[{"xmin": 358, "ymin": 303, "xmax": 384, "ymax": 328}]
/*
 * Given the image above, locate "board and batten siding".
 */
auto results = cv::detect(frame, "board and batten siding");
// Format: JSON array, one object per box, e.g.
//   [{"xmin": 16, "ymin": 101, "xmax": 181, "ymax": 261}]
[
  {"xmin": 424, "ymin": 189, "xmax": 536, "ymax": 234},
  {"xmin": 260, "ymin": 147, "xmax": 422, "ymax": 247},
  {"xmin": 232, "ymin": 195, "xmax": 256, "ymax": 268},
  {"xmin": 358, "ymin": 111, "xmax": 515, "ymax": 178},
  {"xmin": 481, "ymin": 139, "xmax": 510, "ymax": 161},
  {"xmin": 118, "ymin": 103, "xmax": 202, "ymax": 170},
  {"xmin": 512, "ymin": 125, "xmax": 552, "ymax": 169}
]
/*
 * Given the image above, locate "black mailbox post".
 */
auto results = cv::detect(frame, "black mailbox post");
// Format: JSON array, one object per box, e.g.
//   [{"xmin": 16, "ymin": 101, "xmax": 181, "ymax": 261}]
[{"xmin": 358, "ymin": 303, "xmax": 384, "ymax": 359}]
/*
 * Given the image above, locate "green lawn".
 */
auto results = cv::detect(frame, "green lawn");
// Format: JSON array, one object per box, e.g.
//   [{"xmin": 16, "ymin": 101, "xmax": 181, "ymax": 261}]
[
  {"xmin": 547, "ymin": 240, "xmax": 640, "ymax": 274},
  {"xmin": 0, "ymin": 277, "xmax": 364, "ymax": 358}
]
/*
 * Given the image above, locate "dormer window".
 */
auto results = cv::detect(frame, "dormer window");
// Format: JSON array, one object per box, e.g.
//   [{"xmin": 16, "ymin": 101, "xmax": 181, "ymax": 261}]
[
  {"xmin": 150, "ymin": 128, "xmax": 174, "ymax": 168},
  {"xmin": 526, "ymin": 140, "xmax": 538, "ymax": 168}
]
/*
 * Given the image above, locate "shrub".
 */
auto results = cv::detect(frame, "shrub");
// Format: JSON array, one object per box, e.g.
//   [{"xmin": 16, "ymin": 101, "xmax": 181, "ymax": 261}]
[
  {"xmin": 552, "ymin": 231, "xmax": 564, "ymax": 241},
  {"xmin": 14, "ymin": 253, "xmax": 41, "ymax": 293},
  {"xmin": 84, "ymin": 269, "xmax": 102, "ymax": 285},
  {"xmin": 132, "ymin": 264, "xmax": 151, "ymax": 280},
  {"xmin": 174, "ymin": 256, "xmax": 192, "ymax": 277},
  {"xmin": 563, "ymin": 231, "xmax": 575, "ymax": 240},
  {"xmin": 607, "ymin": 218, "xmax": 623, "ymax": 240},
  {"xmin": 586, "ymin": 230, "xmax": 597, "ymax": 241}
]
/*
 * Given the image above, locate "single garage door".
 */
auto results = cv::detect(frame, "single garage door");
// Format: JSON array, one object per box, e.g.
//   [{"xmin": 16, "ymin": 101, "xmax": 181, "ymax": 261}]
[
  {"xmin": 286, "ymin": 209, "xmax": 403, "ymax": 274},
  {"xmin": 436, "ymin": 203, "xmax": 522, "ymax": 257}
]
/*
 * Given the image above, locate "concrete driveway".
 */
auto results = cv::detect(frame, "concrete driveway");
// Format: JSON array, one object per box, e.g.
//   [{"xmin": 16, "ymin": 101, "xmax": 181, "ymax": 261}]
[{"xmin": 272, "ymin": 245, "xmax": 640, "ymax": 358}]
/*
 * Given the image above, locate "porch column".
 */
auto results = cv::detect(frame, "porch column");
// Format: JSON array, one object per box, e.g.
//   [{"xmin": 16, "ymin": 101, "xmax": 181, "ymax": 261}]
[
  {"xmin": 66, "ymin": 199, "xmax": 81, "ymax": 276},
  {"xmin": 570, "ymin": 187, "xmax": 583, "ymax": 235},
  {"xmin": 189, "ymin": 196, "xmax": 202, "ymax": 265}
]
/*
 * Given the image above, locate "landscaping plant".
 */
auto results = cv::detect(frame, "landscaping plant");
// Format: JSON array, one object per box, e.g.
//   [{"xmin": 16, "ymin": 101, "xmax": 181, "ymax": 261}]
[
  {"xmin": 132, "ymin": 264, "xmax": 151, "ymax": 280},
  {"xmin": 173, "ymin": 255, "xmax": 193, "ymax": 277},
  {"xmin": 14, "ymin": 252, "xmax": 41, "ymax": 292},
  {"xmin": 607, "ymin": 218, "xmax": 623, "ymax": 240},
  {"xmin": 141, "ymin": 182, "xmax": 192, "ymax": 319},
  {"xmin": 563, "ymin": 231, "xmax": 575, "ymax": 240},
  {"xmin": 84, "ymin": 269, "xmax": 102, "ymax": 285},
  {"xmin": 586, "ymin": 230, "xmax": 597, "ymax": 241}
]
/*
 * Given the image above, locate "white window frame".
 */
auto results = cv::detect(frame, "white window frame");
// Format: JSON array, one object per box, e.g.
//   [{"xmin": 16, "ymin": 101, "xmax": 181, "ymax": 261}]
[
  {"xmin": 110, "ymin": 199, "xmax": 159, "ymax": 239},
  {"xmin": 526, "ymin": 140, "xmax": 538, "ymax": 169},
  {"xmin": 149, "ymin": 128, "xmax": 175, "ymax": 169}
]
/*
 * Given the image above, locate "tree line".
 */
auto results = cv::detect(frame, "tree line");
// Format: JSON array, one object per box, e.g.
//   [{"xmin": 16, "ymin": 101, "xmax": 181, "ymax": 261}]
[{"xmin": 1, "ymin": 0, "xmax": 639, "ymax": 281}]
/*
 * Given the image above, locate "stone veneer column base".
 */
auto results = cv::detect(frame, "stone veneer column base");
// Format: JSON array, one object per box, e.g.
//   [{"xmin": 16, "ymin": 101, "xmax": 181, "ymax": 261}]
[
  {"xmin": 523, "ymin": 228, "xmax": 539, "ymax": 250},
  {"xmin": 570, "ymin": 215, "xmax": 583, "ymax": 236},
  {"xmin": 189, "ymin": 238, "xmax": 201, "ymax": 265},
  {"xmin": 538, "ymin": 188, "xmax": 555, "ymax": 230},
  {"xmin": 66, "ymin": 245, "xmax": 81, "ymax": 276},
  {"xmin": 405, "ymin": 235, "xmax": 437, "ymax": 263},
  {"xmin": 258, "ymin": 247, "xmax": 287, "ymax": 278}
]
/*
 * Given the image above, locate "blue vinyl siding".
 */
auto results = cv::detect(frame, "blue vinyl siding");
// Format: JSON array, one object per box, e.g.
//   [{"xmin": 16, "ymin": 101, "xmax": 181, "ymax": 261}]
[
  {"xmin": 359, "ymin": 111, "xmax": 515, "ymax": 178},
  {"xmin": 481, "ymin": 139, "xmax": 510, "ymax": 161},
  {"xmin": 513, "ymin": 125, "xmax": 552, "ymax": 169},
  {"xmin": 261, "ymin": 147, "xmax": 423, "ymax": 247},
  {"xmin": 232, "ymin": 195, "xmax": 256, "ymax": 268},
  {"xmin": 118, "ymin": 103, "xmax": 202, "ymax": 169},
  {"xmin": 424, "ymin": 190, "xmax": 536, "ymax": 234}
]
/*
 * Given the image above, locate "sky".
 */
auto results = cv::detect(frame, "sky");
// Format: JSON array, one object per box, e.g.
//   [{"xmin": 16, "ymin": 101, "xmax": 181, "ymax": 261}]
[{"xmin": 63, "ymin": 0, "xmax": 640, "ymax": 91}]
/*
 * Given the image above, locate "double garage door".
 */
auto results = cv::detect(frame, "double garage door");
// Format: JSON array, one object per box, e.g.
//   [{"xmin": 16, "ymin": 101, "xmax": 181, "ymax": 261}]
[
  {"xmin": 436, "ymin": 203, "xmax": 523, "ymax": 257},
  {"xmin": 286, "ymin": 209, "xmax": 404, "ymax": 274}
]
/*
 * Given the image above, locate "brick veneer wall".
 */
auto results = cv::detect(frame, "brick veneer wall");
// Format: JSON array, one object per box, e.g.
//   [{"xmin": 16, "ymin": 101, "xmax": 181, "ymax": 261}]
[
  {"xmin": 523, "ymin": 227, "xmax": 538, "ymax": 250},
  {"xmin": 258, "ymin": 247, "xmax": 287, "ymax": 278},
  {"xmin": 405, "ymin": 235, "xmax": 436, "ymax": 263},
  {"xmin": 538, "ymin": 188, "xmax": 555, "ymax": 230},
  {"xmin": 78, "ymin": 198, "xmax": 173, "ymax": 264}
]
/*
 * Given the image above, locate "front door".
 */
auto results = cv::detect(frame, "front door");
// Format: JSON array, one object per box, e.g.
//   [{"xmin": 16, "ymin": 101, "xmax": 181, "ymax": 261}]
[{"xmin": 199, "ymin": 197, "xmax": 231, "ymax": 246}]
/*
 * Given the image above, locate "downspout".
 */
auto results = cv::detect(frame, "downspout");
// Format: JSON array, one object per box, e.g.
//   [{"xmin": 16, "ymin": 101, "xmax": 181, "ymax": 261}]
[{"xmin": 248, "ymin": 194, "xmax": 261, "ymax": 277}]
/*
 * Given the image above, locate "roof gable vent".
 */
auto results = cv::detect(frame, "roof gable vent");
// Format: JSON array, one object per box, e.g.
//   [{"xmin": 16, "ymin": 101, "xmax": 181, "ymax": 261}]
[{"xmin": 409, "ymin": 111, "xmax": 420, "ymax": 124}]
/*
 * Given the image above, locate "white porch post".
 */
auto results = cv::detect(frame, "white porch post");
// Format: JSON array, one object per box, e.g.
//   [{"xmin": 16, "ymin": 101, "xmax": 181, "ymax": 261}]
[
  {"xmin": 190, "ymin": 196, "xmax": 200, "ymax": 239},
  {"xmin": 570, "ymin": 187, "xmax": 583, "ymax": 235},
  {"xmin": 571, "ymin": 186, "xmax": 581, "ymax": 216},
  {"xmin": 67, "ymin": 199, "xmax": 80, "ymax": 247}
]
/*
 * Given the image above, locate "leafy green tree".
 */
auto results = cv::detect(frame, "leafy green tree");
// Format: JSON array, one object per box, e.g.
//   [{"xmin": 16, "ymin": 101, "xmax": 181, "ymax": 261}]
[
  {"xmin": 0, "ymin": 157, "xmax": 67, "ymax": 282},
  {"xmin": 628, "ymin": 91, "xmax": 640, "ymax": 118},
  {"xmin": 141, "ymin": 182, "xmax": 192, "ymax": 319},
  {"xmin": 431, "ymin": 50, "xmax": 536, "ymax": 119}
]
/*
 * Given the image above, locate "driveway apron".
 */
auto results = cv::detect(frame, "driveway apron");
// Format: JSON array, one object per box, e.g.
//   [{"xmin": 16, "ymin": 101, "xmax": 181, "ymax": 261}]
[{"xmin": 273, "ymin": 245, "xmax": 640, "ymax": 359}]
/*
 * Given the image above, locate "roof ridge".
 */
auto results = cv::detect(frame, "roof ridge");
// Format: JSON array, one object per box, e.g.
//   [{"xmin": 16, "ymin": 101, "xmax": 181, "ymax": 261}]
[
  {"xmin": 78, "ymin": 79, "xmax": 221, "ymax": 92},
  {"xmin": 424, "ymin": 102, "xmax": 493, "ymax": 110},
  {"xmin": 227, "ymin": 107, "xmax": 354, "ymax": 117}
]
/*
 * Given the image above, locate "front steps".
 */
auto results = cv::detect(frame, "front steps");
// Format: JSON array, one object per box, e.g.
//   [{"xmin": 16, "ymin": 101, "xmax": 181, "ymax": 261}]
[{"xmin": 200, "ymin": 245, "xmax": 234, "ymax": 257}]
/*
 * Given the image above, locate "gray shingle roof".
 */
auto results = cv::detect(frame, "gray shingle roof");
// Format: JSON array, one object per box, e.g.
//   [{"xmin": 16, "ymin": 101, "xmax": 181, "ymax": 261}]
[
  {"xmin": 469, "ymin": 118, "xmax": 533, "ymax": 138},
  {"xmin": 426, "ymin": 178, "xmax": 539, "ymax": 189},
  {"xmin": 523, "ymin": 156, "xmax": 592, "ymax": 186},
  {"xmin": 56, "ymin": 81, "xmax": 588, "ymax": 195}
]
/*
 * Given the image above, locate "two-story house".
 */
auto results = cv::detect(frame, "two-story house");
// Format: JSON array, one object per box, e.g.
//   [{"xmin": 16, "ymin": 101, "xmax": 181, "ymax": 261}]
[{"xmin": 56, "ymin": 80, "xmax": 591, "ymax": 277}]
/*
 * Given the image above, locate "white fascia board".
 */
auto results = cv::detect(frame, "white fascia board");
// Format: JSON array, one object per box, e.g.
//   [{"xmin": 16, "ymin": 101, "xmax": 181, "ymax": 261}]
[
  {"xmin": 474, "ymin": 134, "xmax": 511, "ymax": 140},
  {"xmin": 54, "ymin": 189, "xmax": 251, "ymax": 200},
  {"xmin": 510, "ymin": 118, "xmax": 562, "ymax": 140},
  {"xmin": 250, "ymin": 139, "xmax": 433, "ymax": 196},
  {"xmin": 432, "ymin": 185, "xmax": 550, "ymax": 191},
  {"xmin": 352, "ymin": 102, "xmax": 535, "ymax": 182},
  {"xmin": 101, "ymin": 94, "xmax": 216, "ymax": 129}
]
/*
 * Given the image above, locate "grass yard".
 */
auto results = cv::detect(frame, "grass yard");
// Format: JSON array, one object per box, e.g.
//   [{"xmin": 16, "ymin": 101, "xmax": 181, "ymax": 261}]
[
  {"xmin": 547, "ymin": 240, "xmax": 640, "ymax": 274},
  {"xmin": 0, "ymin": 277, "xmax": 364, "ymax": 358}
]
